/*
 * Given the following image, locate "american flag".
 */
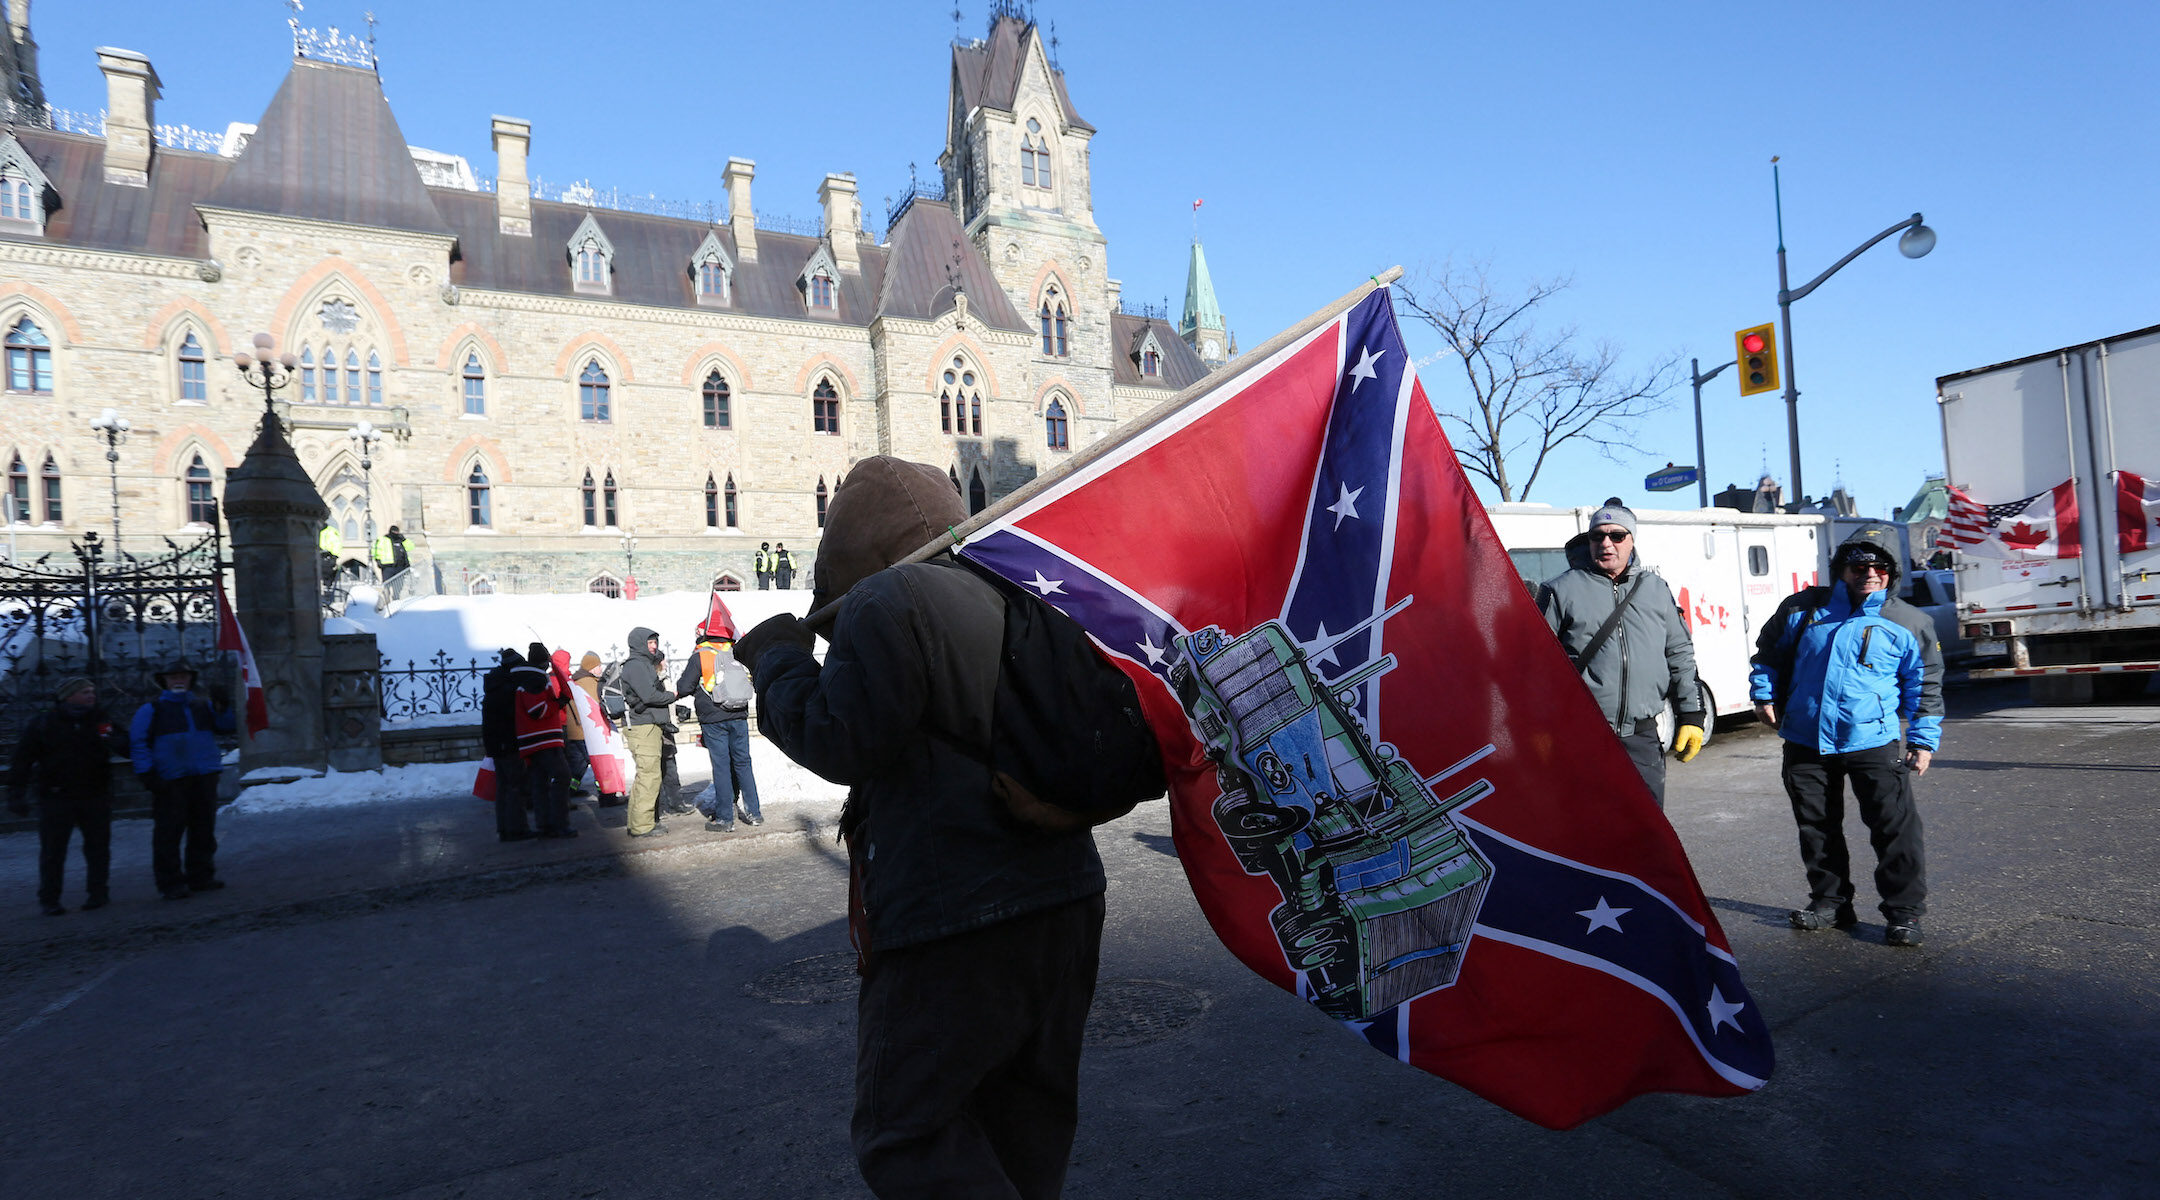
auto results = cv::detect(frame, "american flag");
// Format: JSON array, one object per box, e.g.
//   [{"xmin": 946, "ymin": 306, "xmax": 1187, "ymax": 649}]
[{"xmin": 1940, "ymin": 485, "xmax": 2048, "ymax": 548}]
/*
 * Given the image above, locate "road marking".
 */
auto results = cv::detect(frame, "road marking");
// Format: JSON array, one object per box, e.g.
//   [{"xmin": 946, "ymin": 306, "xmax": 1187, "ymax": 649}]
[{"xmin": 0, "ymin": 963, "xmax": 120, "ymax": 1051}]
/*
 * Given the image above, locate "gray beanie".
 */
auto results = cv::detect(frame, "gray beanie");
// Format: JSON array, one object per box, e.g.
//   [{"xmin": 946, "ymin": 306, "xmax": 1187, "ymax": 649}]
[
  {"xmin": 1588, "ymin": 504, "xmax": 1638, "ymax": 536},
  {"xmin": 53, "ymin": 676, "xmax": 95, "ymax": 702}
]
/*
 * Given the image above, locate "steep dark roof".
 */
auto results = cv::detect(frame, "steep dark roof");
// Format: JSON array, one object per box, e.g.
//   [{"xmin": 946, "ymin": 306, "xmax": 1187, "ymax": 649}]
[
  {"xmin": 874, "ymin": 198, "xmax": 1027, "ymax": 331},
  {"xmin": 439, "ymin": 190, "xmax": 890, "ymax": 324},
  {"xmin": 2, "ymin": 128, "xmax": 225, "ymax": 257},
  {"xmin": 206, "ymin": 60, "xmax": 452, "ymax": 237},
  {"xmin": 952, "ymin": 17, "xmax": 1094, "ymax": 132},
  {"xmin": 1112, "ymin": 313, "xmax": 1209, "ymax": 390}
]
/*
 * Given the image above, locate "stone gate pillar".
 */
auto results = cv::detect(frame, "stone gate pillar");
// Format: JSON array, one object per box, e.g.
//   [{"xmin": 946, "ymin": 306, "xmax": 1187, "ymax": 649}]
[{"xmin": 221, "ymin": 411, "xmax": 330, "ymax": 772}]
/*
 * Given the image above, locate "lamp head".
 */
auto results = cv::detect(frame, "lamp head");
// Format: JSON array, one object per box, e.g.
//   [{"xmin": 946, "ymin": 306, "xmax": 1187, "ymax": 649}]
[
  {"xmin": 252, "ymin": 331, "xmax": 275, "ymax": 352},
  {"xmin": 235, "ymin": 352, "xmax": 254, "ymax": 371},
  {"xmin": 1899, "ymin": 216, "xmax": 1936, "ymax": 259},
  {"xmin": 279, "ymin": 352, "xmax": 298, "ymax": 370}
]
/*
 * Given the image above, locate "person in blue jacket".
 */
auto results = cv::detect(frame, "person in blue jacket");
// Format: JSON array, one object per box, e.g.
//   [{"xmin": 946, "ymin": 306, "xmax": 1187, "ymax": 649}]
[
  {"xmin": 129, "ymin": 661, "xmax": 236, "ymax": 899},
  {"xmin": 1749, "ymin": 527, "xmax": 1943, "ymax": 948}
]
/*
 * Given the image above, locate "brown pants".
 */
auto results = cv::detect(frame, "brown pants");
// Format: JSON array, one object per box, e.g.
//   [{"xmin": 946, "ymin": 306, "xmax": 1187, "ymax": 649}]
[
  {"xmin": 624, "ymin": 724, "xmax": 665, "ymax": 834},
  {"xmin": 853, "ymin": 894, "xmax": 1105, "ymax": 1199}
]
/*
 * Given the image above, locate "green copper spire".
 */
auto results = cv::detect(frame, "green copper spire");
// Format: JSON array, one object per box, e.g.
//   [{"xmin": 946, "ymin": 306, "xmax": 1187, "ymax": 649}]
[{"xmin": 1181, "ymin": 239, "xmax": 1225, "ymax": 339}]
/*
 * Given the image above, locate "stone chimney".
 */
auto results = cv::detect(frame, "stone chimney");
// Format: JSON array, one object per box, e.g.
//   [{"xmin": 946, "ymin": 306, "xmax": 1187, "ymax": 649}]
[
  {"xmin": 95, "ymin": 46, "xmax": 157, "ymax": 187},
  {"xmin": 490, "ymin": 116, "xmax": 532, "ymax": 237},
  {"xmin": 724, "ymin": 157, "xmax": 757, "ymax": 262},
  {"xmin": 819, "ymin": 171, "xmax": 860, "ymax": 271}
]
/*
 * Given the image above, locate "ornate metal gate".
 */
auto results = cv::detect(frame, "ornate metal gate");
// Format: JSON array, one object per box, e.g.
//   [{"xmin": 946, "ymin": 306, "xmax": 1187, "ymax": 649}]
[{"xmin": 0, "ymin": 530, "xmax": 229, "ymax": 754}]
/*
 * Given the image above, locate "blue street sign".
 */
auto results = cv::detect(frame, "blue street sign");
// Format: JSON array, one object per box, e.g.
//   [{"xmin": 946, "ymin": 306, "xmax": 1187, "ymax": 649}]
[{"xmin": 1645, "ymin": 465, "xmax": 1700, "ymax": 493}]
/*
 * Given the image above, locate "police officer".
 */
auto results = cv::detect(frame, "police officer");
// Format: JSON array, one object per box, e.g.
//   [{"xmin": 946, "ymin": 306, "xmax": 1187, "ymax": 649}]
[
  {"xmin": 755, "ymin": 542, "xmax": 774, "ymax": 590},
  {"xmin": 774, "ymin": 542, "xmax": 796, "ymax": 590}
]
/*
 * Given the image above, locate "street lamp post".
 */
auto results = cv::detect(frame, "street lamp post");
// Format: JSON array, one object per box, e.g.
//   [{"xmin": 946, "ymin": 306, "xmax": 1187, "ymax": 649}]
[
  {"xmin": 619, "ymin": 528, "xmax": 637, "ymax": 597},
  {"xmin": 1689, "ymin": 358, "xmax": 1735, "ymax": 509},
  {"xmin": 1773, "ymin": 159, "xmax": 1935, "ymax": 511},
  {"xmin": 348, "ymin": 419, "xmax": 382, "ymax": 579},
  {"xmin": 88, "ymin": 407, "xmax": 130, "ymax": 550},
  {"xmin": 234, "ymin": 331, "xmax": 300, "ymax": 425}
]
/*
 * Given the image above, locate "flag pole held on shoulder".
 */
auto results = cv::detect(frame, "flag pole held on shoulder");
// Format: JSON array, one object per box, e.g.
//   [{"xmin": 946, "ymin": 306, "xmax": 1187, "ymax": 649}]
[{"xmin": 802, "ymin": 266, "xmax": 1405, "ymax": 629}]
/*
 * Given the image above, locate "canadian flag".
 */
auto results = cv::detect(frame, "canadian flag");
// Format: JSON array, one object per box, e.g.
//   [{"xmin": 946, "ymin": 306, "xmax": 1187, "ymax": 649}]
[
  {"xmin": 2118, "ymin": 471, "xmax": 2160, "ymax": 554},
  {"xmin": 215, "ymin": 584, "xmax": 270, "ymax": 734},
  {"xmin": 1940, "ymin": 480, "xmax": 2080, "ymax": 559}
]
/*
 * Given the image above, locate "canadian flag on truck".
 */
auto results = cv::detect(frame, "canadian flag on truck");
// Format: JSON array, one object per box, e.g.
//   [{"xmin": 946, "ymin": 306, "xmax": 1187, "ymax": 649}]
[
  {"xmin": 1938, "ymin": 480, "xmax": 2080, "ymax": 559},
  {"xmin": 2117, "ymin": 472, "xmax": 2160, "ymax": 554}
]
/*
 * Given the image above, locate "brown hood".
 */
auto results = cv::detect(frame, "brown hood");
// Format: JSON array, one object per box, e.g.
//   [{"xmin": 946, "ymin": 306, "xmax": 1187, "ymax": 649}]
[{"xmin": 809, "ymin": 456, "xmax": 968, "ymax": 630}]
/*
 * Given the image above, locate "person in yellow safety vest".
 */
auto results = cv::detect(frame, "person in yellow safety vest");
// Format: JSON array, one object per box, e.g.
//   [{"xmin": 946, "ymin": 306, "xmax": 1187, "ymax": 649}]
[
  {"xmin": 372, "ymin": 533, "xmax": 395, "ymax": 566},
  {"xmin": 318, "ymin": 524, "xmax": 343, "ymax": 557},
  {"xmin": 754, "ymin": 542, "xmax": 774, "ymax": 590}
]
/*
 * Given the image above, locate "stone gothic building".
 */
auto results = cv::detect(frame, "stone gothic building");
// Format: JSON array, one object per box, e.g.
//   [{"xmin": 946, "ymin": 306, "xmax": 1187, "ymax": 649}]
[{"xmin": 0, "ymin": 8, "xmax": 1217, "ymax": 594}]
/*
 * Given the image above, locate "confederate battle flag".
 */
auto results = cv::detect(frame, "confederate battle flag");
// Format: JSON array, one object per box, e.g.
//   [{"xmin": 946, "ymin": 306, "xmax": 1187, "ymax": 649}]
[{"xmin": 957, "ymin": 286, "xmax": 1772, "ymax": 1129}]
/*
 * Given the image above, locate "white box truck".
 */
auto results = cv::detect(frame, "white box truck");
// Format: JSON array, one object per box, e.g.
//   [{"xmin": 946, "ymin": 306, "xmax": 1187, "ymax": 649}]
[
  {"xmin": 1937, "ymin": 325, "xmax": 2160, "ymax": 696},
  {"xmin": 1488, "ymin": 504, "xmax": 1829, "ymax": 736}
]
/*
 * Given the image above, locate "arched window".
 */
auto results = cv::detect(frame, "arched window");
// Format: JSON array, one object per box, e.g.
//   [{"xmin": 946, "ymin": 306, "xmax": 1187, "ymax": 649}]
[
  {"xmin": 468, "ymin": 574, "xmax": 496, "ymax": 595},
  {"xmin": 1039, "ymin": 287, "xmax": 1068, "ymax": 357},
  {"xmin": 815, "ymin": 476, "xmax": 829, "ymax": 528},
  {"xmin": 703, "ymin": 371, "xmax": 731, "ymax": 429},
  {"xmin": 714, "ymin": 573, "xmax": 743, "ymax": 592},
  {"xmin": 579, "ymin": 360, "xmax": 611, "ymax": 422},
  {"xmin": 185, "ymin": 454, "xmax": 216, "ymax": 525},
  {"xmin": 300, "ymin": 346, "xmax": 317, "ymax": 402},
  {"xmin": 1142, "ymin": 347, "xmax": 1161, "ymax": 377},
  {"xmin": 808, "ymin": 271, "xmax": 836, "ymax": 310},
  {"xmin": 948, "ymin": 465, "xmax": 962, "ymax": 495},
  {"xmin": 968, "ymin": 467, "xmax": 987, "ymax": 515},
  {"xmin": 1045, "ymin": 398, "xmax": 1069, "ymax": 452},
  {"xmin": 4, "ymin": 453, "xmax": 27, "ymax": 522},
  {"xmin": 467, "ymin": 463, "xmax": 492, "ymax": 527},
  {"xmin": 970, "ymin": 387, "xmax": 982, "ymax": 436},
  {"xmin": 588, "ymin": 572, "xmax": 622, "ymax": 599},
  {"xmin": 39, "ymin": 452, "xmax": 60, "ymax": 523},
  {"xmin": 0, "ymin": 176, "xmax": 34, "ymax": 223},
  {"xmin": 5, "ymin": 317, "xmax": 53, "ymax": 394},
  {"xmin": 704, "ymin": 473, "xmax": 719, "ymax": 528},
  {"xmin": 366, "ymin": 351, "xmax": 383, "ymax": 406},
  {"xmin": 178, "ymin": 332, "xmax": 207, "ymax": 401},
  {"xmin": 699, "ymin": 259, "xmax": 729, "ymax": 301},
  {"xmin": 813, "ymin": 378, "xmax": 840, "ymax": 435},
  {"xmin": 1021, "ymin": 118, "xmax": 1052, "ymax": 191},
  {"xmin": 940, "ymin": 356, "xmax": 981, "ymax": 436},
  {"xmin": 581, "ymin": 470, "xmax": 597, "ymax": 527},
  {"xmin": 602, "ymin": 469, "xmax": 618, "ymax": 527},
  {"xmin": 462, "ymin": 352, "xmax": 486, "ymax": 415},
  {"xmin": 576, "ymin": 245, "xmax": 608, "ymax": 288},
  {"xmin": 723, "ymin": 473, "xmax": 738, "ymax": 528},
  {"xmin": 340, "ymin": 347, "xmax": 359, "ymax": 406}
]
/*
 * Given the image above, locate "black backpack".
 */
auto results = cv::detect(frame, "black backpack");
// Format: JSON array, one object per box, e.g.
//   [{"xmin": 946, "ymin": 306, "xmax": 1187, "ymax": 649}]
[{"xmin": 942, "ymin": 559, "xmax": 1169, "ymax": 831}]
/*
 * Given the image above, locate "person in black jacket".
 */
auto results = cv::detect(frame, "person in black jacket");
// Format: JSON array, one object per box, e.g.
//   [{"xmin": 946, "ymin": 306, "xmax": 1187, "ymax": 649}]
[
  {"xmin": 773, "ymin": 543, "xmax": 796, "ymax": 590},
  {"xmin": 737, "ymin": 456, "xmax": 1108, "ymax": 1200},
  {"xmin": 618, "ymin": 626, "xmax": 680, "ymax": 837},
  {"xmin": 480, "ymin": 648, "xmax": 532, "ymax": 842},
  {"xmin": 9, "ymin": 677, "xmax": 128, "ymax": 915}
]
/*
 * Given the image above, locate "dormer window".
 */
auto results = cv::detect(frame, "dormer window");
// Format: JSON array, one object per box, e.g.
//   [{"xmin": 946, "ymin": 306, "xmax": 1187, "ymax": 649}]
[
  {"xmin": 568, "ymin": 213, "xmax": 616, "ymax": 296},
  {"xmin": 1143, "ymin": 348, "xmax": 1160, "ymax": 377},
  {"xmin": 691, "ymin": 229, "xmax": 734, "ymax": 306},
  {"xmin": 797, "ymin": 244, "xmax": 841, "ymax": 315},
  {"xmin": 0, "ymin": 135, "xmax": 52, "ymax": 236},
  {"xmin": 1021, "ymin": 118, "xmax": 1053, "ymax": 191}
]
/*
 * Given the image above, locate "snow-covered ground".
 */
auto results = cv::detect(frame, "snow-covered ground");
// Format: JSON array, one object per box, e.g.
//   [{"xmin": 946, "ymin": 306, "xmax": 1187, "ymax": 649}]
[{"xmin": 340, "ymin": 586, "xmax": 814, "ymax": 667}]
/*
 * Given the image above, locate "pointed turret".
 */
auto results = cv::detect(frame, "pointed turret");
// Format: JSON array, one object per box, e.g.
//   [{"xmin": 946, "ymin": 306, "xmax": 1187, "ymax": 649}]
[{"xmin": 1181, "ymin": 239, "xmax": 1230, "ymax": 368}]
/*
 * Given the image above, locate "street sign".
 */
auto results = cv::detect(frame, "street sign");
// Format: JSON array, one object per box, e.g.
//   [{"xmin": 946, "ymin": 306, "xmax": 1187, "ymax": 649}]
[{"xmin": 1645, "ymin": 464, "xmax": 1700, "ymax": 493}]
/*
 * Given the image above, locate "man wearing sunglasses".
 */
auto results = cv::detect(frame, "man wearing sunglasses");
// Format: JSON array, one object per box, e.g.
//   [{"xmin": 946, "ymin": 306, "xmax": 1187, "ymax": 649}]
[
  {"xmin": 1748, "ymin": 527, "xmax": 1943, "ymax": 948},
  {"xmin": 1537, "ymin": 502, "xmax": 1706, "ymax": 808}
]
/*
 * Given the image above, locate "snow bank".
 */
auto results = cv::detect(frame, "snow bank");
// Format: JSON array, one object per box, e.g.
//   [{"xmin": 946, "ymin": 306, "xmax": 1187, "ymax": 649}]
[
  {"xmin": 340, "ymin": 588, "xmax": 813, "ymax": 667},
  {"xmin": 227, "ymin": 762, "xmax": 481, "ymax": 814}
]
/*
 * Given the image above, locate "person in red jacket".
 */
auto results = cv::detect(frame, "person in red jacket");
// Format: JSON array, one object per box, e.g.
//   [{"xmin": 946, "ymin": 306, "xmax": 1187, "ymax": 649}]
[{"xmin": 510, "ymin": 641, "xmax": 578, "ymax": 840}]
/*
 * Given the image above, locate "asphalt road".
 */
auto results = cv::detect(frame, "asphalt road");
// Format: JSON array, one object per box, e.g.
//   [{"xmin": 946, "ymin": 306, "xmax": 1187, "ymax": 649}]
[{"xmin": 2, "ymin": 684, "xmax": 2155, "ymax": 1199}]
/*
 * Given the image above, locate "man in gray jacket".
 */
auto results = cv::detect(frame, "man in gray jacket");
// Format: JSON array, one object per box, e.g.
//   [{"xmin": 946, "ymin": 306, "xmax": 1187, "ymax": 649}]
[
  {"xmin": 618, "ymin": 626, "xmax": 679, "ymax": 838},
  {"xmin": 1537, "ymin": 502, "xmax": 1706, "ymax": 807}
]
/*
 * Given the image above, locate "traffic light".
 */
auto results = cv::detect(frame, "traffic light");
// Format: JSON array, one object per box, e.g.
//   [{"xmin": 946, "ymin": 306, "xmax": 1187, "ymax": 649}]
[{"xmin": 1736, "ymin": 323, "xmax": 1779, "ymax": 396}]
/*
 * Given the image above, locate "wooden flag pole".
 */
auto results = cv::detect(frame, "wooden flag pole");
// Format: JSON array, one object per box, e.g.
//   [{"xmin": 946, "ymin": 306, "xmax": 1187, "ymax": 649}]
[{"xmin": 803, "ymin": 265, "xmax": 1404, "ymax": 628}]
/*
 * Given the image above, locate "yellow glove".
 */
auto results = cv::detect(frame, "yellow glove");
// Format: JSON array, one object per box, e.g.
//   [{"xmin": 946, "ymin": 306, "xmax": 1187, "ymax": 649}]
[{"xmin": 1672, "ymin": 725, "xmax": 1705, "ymax": 764}]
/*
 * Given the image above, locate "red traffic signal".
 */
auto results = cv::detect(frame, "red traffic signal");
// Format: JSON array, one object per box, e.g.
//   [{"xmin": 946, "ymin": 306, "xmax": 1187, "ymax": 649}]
[{"xmin": 1736, "ymin": 323, "xmax": 1779, "ymax": 396}]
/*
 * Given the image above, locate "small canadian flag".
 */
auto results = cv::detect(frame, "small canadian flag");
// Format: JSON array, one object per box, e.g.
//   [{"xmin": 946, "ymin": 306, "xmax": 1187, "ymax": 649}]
[
  {"xmin": 215, "ymin": 584, "xmax": 269, "ymax": 734},
  {"xmin": 2118, "ymin": 471, "xmax": 2160, "ymax": 554}
]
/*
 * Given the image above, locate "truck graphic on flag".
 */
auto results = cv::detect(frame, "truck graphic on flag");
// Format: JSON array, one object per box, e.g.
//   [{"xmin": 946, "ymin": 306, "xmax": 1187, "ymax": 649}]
[{"xmin": 1171, "ymin": 615, "xmax": 1493, "ymax": 1021}]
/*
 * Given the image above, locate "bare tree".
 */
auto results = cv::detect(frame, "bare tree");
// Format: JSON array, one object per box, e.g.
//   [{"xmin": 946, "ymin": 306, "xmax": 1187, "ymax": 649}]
[{"xmin": 1397, "ymin": 263, "xmax": 1680, "ymax": 503}]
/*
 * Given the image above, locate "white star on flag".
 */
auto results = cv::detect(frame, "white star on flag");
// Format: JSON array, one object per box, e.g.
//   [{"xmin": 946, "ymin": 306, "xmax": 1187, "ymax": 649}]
[
  {"xmin": 1137, "ymin": 634, "xmax": 1168, "ymax": 667},
  {"xmin": 1326, "ymin": 482, "xmax": 1364, "ymax": 530},
  {"xmin": 1307, "ymin": 621, "xmax": 1341, "ymax": 670},
  {"xmin": 1348, "ymin": 345, "xmax": 1383, "ymax": 391},
  {"xmin": 1707, "ymin": 986, "xmax": 1746, "ymax": 1033},
  {"xmin": 1576, "ymin": 897, "xmax": 1631, "ymax": 934},
  {"xmin": 1026, "ymin": 571, "xmax": 1067, "ymax": 596}
]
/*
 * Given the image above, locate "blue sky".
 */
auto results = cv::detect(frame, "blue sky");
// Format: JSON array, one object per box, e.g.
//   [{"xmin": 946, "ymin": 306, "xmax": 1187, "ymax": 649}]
[{"xmin": 32, "ymin": 2, "xmax": 2160, "ymax": 516}]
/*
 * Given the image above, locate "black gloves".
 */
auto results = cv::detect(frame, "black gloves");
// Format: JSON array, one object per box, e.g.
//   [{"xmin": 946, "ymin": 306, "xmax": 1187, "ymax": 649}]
[{"xmin": 733, "ymin": 614, "xmax": 815, "ymax": 678}]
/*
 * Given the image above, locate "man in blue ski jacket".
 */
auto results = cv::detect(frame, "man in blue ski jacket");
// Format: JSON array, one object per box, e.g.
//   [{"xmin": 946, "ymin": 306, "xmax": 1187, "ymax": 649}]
[
  {"xmin": 1749, "ymin": 527, "xmax": 1943, "ymax": 947},
  {"xmin": 130, "ymin": 662, "xmax": 236, "ymax": 899}
]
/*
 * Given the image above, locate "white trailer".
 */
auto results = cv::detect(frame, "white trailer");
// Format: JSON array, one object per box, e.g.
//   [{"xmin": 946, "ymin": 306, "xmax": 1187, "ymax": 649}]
[
  {"xmin": 1937, "ymin": 324, "xmax": 2160, "ymax": 695},
  {"xmin": 1488, "ymin": 504, "xmax": 1829, "ymax": 731}
]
